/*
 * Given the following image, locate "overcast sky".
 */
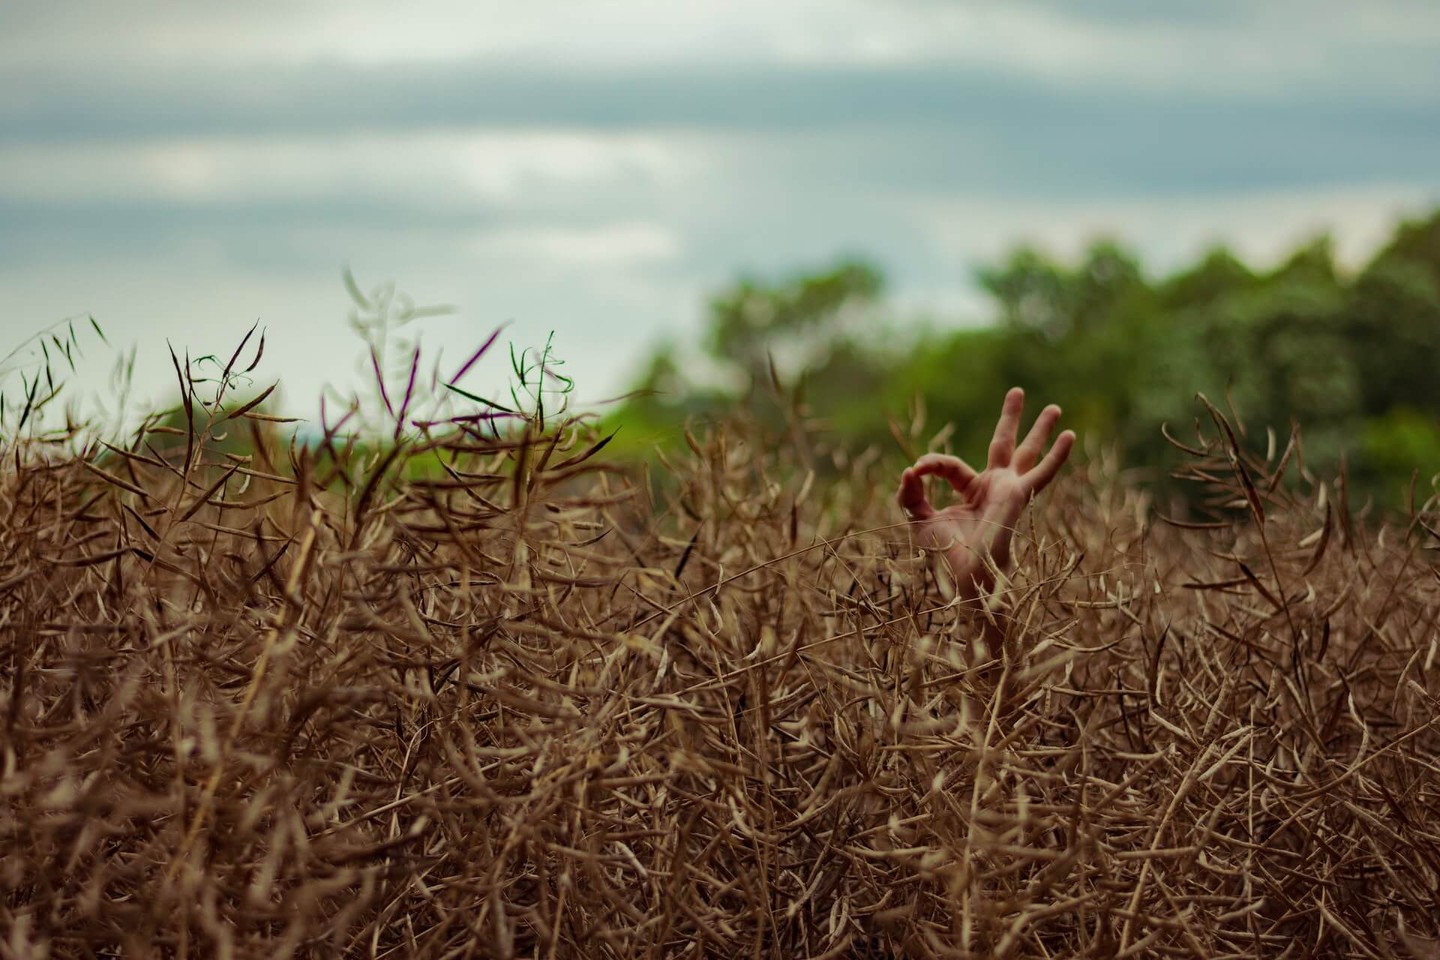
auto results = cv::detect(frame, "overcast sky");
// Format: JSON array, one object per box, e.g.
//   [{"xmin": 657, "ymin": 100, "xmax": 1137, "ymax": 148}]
[{"xmin": 5, "ymin": 0, "xmax": 1440, "ymax": 416}]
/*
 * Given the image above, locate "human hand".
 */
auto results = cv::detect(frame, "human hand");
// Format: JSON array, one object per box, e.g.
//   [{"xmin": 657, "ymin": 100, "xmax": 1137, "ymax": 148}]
[{"xmin": 897, "ymin": 387, "xmax": 1075, "ymax": 601}]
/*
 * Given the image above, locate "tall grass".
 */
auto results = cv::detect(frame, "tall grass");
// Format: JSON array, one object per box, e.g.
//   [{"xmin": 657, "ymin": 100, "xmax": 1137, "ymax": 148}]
[{"xmin": 1, "ymin": 324, "xmax": 1439, "ymax": 959}]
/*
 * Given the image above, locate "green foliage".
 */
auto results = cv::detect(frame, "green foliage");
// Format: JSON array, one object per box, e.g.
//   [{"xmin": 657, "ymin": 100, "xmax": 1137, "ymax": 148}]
[
  {"xmin": 706, "ymin": 258, "xmax": 884, "ymax": 386},
  {"xmin": 610, "ymin": 210, "xmax": 1440, "ymax": 510},
  {"xmin": 608, "ymin": 258, "xmax": 888, "ymax": 460},
  {"xmin": 1360, "ymin": 407, "xmax": 1440, "ymax": 505}
]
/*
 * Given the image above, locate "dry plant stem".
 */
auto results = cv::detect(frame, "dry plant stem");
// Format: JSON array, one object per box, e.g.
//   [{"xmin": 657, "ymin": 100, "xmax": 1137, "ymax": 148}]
[
  {"xmin": 2, "ymin": 370, "xmax": 1439, "ymax": 958},
  {"xmin": 166, "ymin": 506, "xmax": 323, "ymax": 884}
]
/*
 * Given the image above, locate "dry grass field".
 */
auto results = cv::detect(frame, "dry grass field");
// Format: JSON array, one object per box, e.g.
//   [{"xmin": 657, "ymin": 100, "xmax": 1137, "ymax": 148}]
[{"xmin": 3, "ymin": 333, "xmax": 1440, "ymax": 958}]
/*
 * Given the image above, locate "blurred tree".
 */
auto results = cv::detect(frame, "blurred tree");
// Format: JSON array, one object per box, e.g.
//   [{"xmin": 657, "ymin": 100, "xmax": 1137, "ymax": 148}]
[
  {"xmin": 1361, "ymin": 407, "xmax": 1440, "ymax": 503},
  {"xmin": 609, "ymin": 211, "xmax": 1440, "ymax": 510},
  {"xmin": 979, "ymin": 240, "xmax": 1145, "ymax": 341},
  {"xmin": 1345, "ymin": 215, "xmax": 1440, "ymax": 418},
  {"xmin": 706, "ymin": 259, "xmax": 884, "ymax": 389},
  {"xmin": 978, "ymin": 240, "xmax": 1155, "ymax": 447}
]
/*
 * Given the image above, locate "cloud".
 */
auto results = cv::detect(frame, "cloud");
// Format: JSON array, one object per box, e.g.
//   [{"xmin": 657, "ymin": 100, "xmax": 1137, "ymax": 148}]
[
  {"xmin": 5, "ymin": 64, "xmax": 1439, "ymax": 212},
  {"xmin": 7, "ymin": 0, "xmax": 1440, "ymax": 96},
  {"xmin": 3, "ymin": 0, "xmax": 1440, "ymax": 418},
  {"xmin": 906, "ymin": 182, "xmax": 1440, "ymax": 274},
  {"xmin": 467, "ymin": 222, "xmax": 682, "ymax": 269},
  {"xmin": 0, "ymin": 131, "xmax": 693, "ymax": 206}
]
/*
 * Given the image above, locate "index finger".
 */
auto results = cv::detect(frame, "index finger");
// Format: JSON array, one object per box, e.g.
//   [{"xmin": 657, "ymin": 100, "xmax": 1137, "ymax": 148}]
[{"xmin": 910, "ymin": 453, "xmax": 978, "ymax": 491}]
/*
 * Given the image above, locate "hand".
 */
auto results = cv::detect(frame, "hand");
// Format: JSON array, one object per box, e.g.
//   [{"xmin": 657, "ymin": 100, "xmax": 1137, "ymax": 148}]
[{"xmin": 897, "ymin": 387, "xmax": 1075, "ymax": 601}]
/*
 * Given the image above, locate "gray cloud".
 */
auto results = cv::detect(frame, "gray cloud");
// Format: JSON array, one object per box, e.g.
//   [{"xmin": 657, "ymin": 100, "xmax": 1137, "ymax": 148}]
[
  {"xmin": 4, "ymin": 1, "xmax": 1440, "ymax": 412},
  {"xmin": 7, "ymin": 60, "xmax": 1440, "ymax": 145},
  {"xmin": 5, "ymin": 87, "xmax": 1440, "ymax": 212}
]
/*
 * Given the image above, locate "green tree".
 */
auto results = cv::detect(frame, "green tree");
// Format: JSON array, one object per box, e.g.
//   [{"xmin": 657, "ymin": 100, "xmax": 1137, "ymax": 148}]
[
  {"xmin": 1346, "ymin": 214, "xmax": 1440, "ymax": 418},
  {"xmin": 609, "ymin": 210, "xmax": 1440, "ymax": 511},
  {"xmin": 706, "ymin": 259, "xmax": 884, "ymax": 390}
]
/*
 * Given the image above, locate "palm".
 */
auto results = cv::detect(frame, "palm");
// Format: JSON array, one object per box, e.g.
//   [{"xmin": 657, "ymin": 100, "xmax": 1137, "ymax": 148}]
[
  {"xmin": 898, "ymin": 388, "xmax": 1074, "ymax": 599},
  {"xmin": 922, "ymin": 468, "xmax": 1030, "ymax": 558}
]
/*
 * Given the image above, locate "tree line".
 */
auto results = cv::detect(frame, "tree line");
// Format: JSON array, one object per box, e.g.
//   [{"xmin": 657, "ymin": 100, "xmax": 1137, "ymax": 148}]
[{"xmin": 611, "ymin": 209, "xmax": 1440, "ymax": 511}]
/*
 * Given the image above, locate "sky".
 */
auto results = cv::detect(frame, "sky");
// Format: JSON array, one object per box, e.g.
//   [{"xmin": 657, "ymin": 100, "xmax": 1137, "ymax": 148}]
[{"xmin": 4, "ymin": 0, "xmax": 1440, "ymax": 417}]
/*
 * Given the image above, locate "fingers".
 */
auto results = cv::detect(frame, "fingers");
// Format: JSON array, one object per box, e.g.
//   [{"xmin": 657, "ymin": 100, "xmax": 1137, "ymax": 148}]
[
  {"xmin": 896, "ymin": 467, "xmax": 936, "ymax": 521},
  {"xmin": 1013, "ymin": 403, "xmax": 1061, "ymax": 472},
  {"xmin": 911, "ymin": 452, "xmax": 978, "ymax": 491},
  {"xmin": 1022, "ymin": 429, "xmax": 1076, "ymax": 495},
  {"xmin": 987, "ymin": 386, "xmax": 1025, "ymax": 469},
  {"xmin": 904, "ymin": 388, "xmax": 1074, "ymax": 523},
  {"xmin": 898, "ymin": 454, "xmax": 978, "ymax": 520}
]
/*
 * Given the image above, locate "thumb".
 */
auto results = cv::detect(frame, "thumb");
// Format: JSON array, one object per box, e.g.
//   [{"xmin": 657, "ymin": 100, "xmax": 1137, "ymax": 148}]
[{"xmin": 897, "ymin": 467, "xmax": 935, "ymax": 521}]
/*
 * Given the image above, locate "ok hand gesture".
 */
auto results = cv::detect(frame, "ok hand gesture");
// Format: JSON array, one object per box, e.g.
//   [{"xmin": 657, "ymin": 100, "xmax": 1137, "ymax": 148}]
[{"xmin": 897, "ymin": 387, "xmax": 1075, "ymax": 601}]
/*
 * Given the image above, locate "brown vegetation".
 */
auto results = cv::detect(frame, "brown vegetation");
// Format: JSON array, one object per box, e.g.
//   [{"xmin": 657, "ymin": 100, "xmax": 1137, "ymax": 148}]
[{"xmin": 2, "ymin": 342, "xmax": 1439, "ymax": 958}]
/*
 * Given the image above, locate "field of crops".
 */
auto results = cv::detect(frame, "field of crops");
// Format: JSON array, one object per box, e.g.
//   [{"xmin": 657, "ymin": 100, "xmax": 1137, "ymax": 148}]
[{"xmin": 3, "ymin": 340, "xmax": 1440, "ymax": 958}]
